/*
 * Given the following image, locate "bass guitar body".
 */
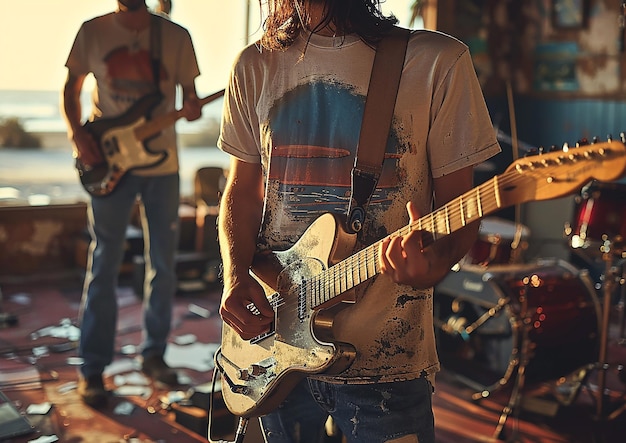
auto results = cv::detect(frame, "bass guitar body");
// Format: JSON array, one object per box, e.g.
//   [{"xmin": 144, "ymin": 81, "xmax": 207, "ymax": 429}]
[{"xmin": 77, "ymin": 92, "xmax": 167, "ymax": 197}]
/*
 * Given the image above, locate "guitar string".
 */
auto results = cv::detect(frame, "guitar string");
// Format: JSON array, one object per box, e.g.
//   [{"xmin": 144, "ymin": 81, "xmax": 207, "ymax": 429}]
[
  {"xmin": 275, "ymin": 155, "xmax": 580, "ymax": 313},
  {"xmin": 268, "ymin": 146, "xmax": 616, "ymax": 316}
]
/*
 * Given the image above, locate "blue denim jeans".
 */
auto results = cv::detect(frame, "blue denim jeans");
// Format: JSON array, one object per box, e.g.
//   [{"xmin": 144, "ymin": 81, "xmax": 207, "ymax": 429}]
[
  {"xmin": 79, "ymin": 173, "xmax": 180, "ymax": 377},
  {"xmin": 259, "ymin": 377, "xmax": 435, "ymax": 443}
]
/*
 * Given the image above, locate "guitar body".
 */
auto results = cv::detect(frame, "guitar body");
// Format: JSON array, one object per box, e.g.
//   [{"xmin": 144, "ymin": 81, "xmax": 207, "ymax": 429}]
[
  {"xmin": 216, "ymin": 139, "xmax": 626, "ymax": 419},
  {"xmin": 217, "ymin": 213, "xmax": 358, "ymax": 418},
  {"xmin": 76, "ymin": 89, "xmax": 225, "ymax": 197},
  {"xmin": 77, "ymin": 92, "xmax": 167, "ymax": 197}
]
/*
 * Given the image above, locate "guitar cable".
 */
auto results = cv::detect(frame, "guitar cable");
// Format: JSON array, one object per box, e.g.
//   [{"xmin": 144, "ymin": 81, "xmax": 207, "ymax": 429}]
[{"xmin": 208, "ymin": 365, "xmax": 250, "ymax": 443}]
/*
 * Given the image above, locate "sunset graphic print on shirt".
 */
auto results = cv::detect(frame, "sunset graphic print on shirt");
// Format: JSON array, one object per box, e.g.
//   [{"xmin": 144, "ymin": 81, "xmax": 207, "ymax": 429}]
[{"xmin": 261, "ymin": 80, "xmax": 404, "ymax": 248}]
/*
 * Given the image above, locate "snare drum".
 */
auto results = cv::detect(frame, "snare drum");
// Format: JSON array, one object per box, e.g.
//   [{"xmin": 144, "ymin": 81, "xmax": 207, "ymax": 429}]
[
  {"xmin": 567, "ymin": 180, "xmax": 626, "ymax": 257},
  {"xmin": 463, "ymin": 217, "xmax": 530, "ymax": 266},
  {"xmin": 434, "ymin": 258, "xmax": 600, "ymax": 394}
]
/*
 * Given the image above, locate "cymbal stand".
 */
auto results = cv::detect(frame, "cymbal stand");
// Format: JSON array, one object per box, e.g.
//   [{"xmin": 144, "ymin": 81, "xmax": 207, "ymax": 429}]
[
  {"xmin": 616, "ymin": 259, "xmax": 626, "ymax": 346},
  {"xmin": 592, "ymin": 238, "xmax": 626, "ymax": 421},
  {"xmin": 493, "ymin": 281, "xmax": 532, "ymax": 442}
]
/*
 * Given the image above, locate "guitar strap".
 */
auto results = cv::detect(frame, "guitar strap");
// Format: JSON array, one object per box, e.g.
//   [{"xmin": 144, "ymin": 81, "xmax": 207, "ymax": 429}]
[
  {"xmin": 150, "ymin": 14, "xmax": 162, "ymax": 93},
  {"xmin": 346, "ymin": 26, "xmax": 411, "ymax": 235}
]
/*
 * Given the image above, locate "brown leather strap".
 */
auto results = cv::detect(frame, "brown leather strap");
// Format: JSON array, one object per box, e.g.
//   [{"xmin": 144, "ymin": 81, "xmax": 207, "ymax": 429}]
[{"xmin": 347, "ymin": 26, "xmax": 411, "ymax": 234}]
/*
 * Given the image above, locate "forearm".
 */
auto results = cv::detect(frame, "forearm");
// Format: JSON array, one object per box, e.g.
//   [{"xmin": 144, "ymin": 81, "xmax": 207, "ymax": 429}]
[
  {"xmin": 61, "ymin": 73, "xmax": 85, "ymax": 142},
  {"xmin": 218, "ymin": 159, "xmax": 265, "ymax": 287}
]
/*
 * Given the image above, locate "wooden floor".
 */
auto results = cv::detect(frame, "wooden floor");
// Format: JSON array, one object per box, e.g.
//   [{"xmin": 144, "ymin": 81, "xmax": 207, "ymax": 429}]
[{"xmin": 1, "ymin": 265, "xmax": 626, "ymax": 443}]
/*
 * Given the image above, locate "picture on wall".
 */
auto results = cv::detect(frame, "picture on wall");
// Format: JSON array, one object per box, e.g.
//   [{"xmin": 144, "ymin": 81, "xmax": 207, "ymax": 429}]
[{"xmin": 552, "ymin": 0, "xmax": 590, "ymax": 29}]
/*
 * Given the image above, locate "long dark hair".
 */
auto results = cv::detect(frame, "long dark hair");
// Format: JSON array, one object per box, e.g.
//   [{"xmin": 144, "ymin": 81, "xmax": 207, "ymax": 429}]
[{"xmin": 260, "ymin": 0, "xmax": 398, "ymax": 50}]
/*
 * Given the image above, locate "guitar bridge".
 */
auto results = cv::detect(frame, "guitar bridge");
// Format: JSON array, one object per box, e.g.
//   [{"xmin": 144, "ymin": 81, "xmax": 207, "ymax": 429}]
[
  {"xmin": 250, "ymin": 292, "xmax": 280, "ymax": 344},
  {"xmin": 250, "ymin": 323, "xmax": 275, "ymax": 344}
]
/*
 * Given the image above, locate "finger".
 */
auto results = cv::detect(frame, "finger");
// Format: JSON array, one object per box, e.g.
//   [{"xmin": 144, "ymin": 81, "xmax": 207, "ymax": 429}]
[
  {"xmin": 383, "ymin": 236, "xmax": 407, "ymax": 277},
  {"xmin": 401, "ymin": 230, "xmax": 424, "ymax": 256},
  {"xmin": 220, "ymin": 309, "xmax": 272, "ymax": 340},
  {"xmin": 248, "ymin": 294, "xmax": 275, "ymax": 318},
  {"xmin": 406, "ymin": 201, "xmax": 421, "ymax": 223},
  {"xmin": 379, "ymin": 237, "xmax": 392, "ymax": 273}
]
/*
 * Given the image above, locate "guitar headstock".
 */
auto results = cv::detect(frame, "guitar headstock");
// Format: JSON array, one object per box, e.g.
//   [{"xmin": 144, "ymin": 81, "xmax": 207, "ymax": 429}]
[{"xmin": 500, "ymin": 137, "xmax": 626, "ymax": 205}]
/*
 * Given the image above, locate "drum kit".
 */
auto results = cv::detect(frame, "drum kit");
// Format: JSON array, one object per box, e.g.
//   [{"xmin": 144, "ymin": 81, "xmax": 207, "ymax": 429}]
[{"xmin": 434, "ymin": 178, "xmax": 626, "ymax": 437}]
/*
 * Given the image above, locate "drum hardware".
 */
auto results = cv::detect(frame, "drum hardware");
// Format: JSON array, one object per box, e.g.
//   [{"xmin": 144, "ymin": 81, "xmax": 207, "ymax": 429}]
[
  {"xmin": 493, "ymin": 277, "xmax": 533, "ymax": 442},
  {"xmin": 463, "ymin": 218, "xmax": 530, "ymax": 267},
  {"xmin": 588, "ymin": 244, "xmax": 626, "ymax": 422},
  {"xmin": 439, "ymin": 296, "xmax": 511, "ymax": 342},
  {"xmin": 616, "ymin": 259, "xmax": 626, "ymax": 346},
  {"xmin": 435, "ymin": 259, "xmax": 602, "ymax": 427},
  {"xmin": 566, "ymin": 180, "xmax": 626, "ymax": 263}
]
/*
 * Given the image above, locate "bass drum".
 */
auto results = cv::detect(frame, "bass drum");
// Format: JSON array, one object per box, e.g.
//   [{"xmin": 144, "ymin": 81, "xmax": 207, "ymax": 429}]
[{"xmin": 434, "ymin": 258, "xmax": 600, "ymax": 394}]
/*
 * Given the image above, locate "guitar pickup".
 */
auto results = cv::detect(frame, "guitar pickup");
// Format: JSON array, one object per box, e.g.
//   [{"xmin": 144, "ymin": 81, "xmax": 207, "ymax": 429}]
[{"xmin": 102, "ymin": 136, "xmax": 120, "ymax": 157}]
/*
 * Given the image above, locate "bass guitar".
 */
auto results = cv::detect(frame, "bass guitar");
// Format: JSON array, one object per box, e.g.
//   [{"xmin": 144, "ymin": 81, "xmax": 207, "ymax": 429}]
[
  {"xmin": 215, "ymin": 140, "xmax": 626, "ymax": 418},
  {"xmin": 76, "ymin": 89, "xmax": 225, "ymax": 197}
]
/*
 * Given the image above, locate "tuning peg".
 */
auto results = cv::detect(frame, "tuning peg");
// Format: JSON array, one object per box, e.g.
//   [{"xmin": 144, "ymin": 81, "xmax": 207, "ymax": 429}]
[
  {"xmin": 562, "ymin": 142, "xmax": 570, "ymax": 152},
  {"xmin": 607, "ymin": 134, "xmax": 614, "ymax": 142},
  {"xmin": 524, "ymin": 147, "xmax": 538, "ymax": 157},
  {"xmin": 576, "ymin": 138, "xmax": 589, "ymax": 147},
  {"xmin": 620, "ymin": 132, "xmax": 625, "ymax": 143},
  {"xmin": 549, "ymin": 144, "xmax": 560, "ymax": 152},
  {"xmin": 592, "ymin": 136, "xmax": 599, "ymax": 143}
]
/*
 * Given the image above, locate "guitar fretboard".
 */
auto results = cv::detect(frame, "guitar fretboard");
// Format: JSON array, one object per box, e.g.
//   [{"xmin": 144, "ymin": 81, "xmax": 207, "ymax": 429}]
[
  {"xmin": 306, "ymin": 176, "xmax": 500, "ymax": 309},
  {"xmin": 304, "ymin": 140, "xmax": 626, "ymax": 309}
]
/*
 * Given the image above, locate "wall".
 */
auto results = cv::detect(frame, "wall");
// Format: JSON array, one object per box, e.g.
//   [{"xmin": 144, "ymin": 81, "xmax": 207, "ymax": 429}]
[
  {"xmin": 436, "ymin": 0, "xmax": 626, "ymax": 264},
  {"xmin": 0, "ymin": 203, "xmax": 88, "ymax": 280}
]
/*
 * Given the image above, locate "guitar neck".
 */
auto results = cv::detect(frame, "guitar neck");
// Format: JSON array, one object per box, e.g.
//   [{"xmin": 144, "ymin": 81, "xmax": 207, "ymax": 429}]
[
  {"xmin": 309, "ymin": 178, "xmax": 500, "ymax": 309},
  {"xmin": 134, "ymin": 89, "xmax": 225, "ymax": 141},
  {"xmin": 309, "ymin": 139, "xmax": 626, "ymax": 308}
]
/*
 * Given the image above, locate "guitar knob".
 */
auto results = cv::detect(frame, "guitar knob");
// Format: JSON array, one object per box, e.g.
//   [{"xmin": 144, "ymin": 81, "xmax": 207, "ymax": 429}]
[
  {"xmin": 237, "ymin": 368, "xmax": 251, "ymax": 381},
  {"xmin": 250, "ymin": 364, "xmax": 267, "ymax": 376},
  {"xmin": 237, "ymin": 364, "xmax": 267, "ymax": 380}
]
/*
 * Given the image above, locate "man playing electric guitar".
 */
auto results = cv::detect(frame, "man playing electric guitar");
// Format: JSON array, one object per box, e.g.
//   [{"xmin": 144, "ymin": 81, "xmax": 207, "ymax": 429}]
[
  {"xmin": 215, "ymin": 1, "xmax": 502, "ymax": 442},
  {"xmin": 61, "ymin": 0, "xmax": 202, "ymax": 408}
]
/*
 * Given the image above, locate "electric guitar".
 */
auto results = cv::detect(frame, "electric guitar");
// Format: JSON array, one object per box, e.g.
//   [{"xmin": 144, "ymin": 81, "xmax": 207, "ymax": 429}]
[
  {"xmin": 215, "ymin": 140, "xmax": 626, "ymax": 418},
  {"xmin": 76, "ymin": 89, "xmax": 225, "ymax": 197}
]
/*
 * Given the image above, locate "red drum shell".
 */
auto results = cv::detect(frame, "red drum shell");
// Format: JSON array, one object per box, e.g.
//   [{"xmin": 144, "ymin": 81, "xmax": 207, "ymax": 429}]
[
  {"xmin": 463, "ymin": 217, "xmax": 530, "ymax": 266},
  {"xmin": 435, "ymin": 259, "xmax": 600, "ymax": 393},
  {"xmin": 569, "ymin": 180, "xmax": 626, "ymax": 257}
]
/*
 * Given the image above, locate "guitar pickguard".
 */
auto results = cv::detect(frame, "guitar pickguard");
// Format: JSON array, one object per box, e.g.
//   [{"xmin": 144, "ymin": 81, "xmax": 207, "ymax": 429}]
[
  {"xmin": 217, "ymin": 256, "xmax": 355, "ymax": 418},
  {"xmin": 100, "ymin": 118, "xmax": 167, "ymax": 172}
]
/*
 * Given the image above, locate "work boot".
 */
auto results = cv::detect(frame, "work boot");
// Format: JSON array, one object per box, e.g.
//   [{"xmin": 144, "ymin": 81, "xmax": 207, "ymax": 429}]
[
  {"xmin": 141, "ymin": 355, "xmax": 179, "ymax": 386},
  {"xmin": 77, "ymin": 374, "xmax": 108, "ymax": 408}
]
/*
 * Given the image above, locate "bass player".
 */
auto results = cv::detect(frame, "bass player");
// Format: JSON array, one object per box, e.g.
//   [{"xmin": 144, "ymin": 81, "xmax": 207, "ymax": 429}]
[{"xmin": 61, "ymin": 0, "xmax": 201, "ymax": 408}]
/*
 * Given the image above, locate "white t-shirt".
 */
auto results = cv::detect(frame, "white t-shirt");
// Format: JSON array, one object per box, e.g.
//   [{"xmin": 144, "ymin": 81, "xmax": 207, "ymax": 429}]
[
  {"xmin": 65, "ymin": 12, "xmax": 200, "ymax": 176},
  {"xmin": 219, "ymin": 29, "xmax": 501, "ymax": 383}
]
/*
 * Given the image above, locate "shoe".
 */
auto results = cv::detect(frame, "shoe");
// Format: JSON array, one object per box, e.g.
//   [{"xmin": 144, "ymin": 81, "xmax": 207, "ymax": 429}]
[
  {"xmin": 141, "ymin": 355, "xmax": 179, "ymax": 386},
  {"xmin": 77, "ymin": 374, "xmax": 108, "ymax": 408}
]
